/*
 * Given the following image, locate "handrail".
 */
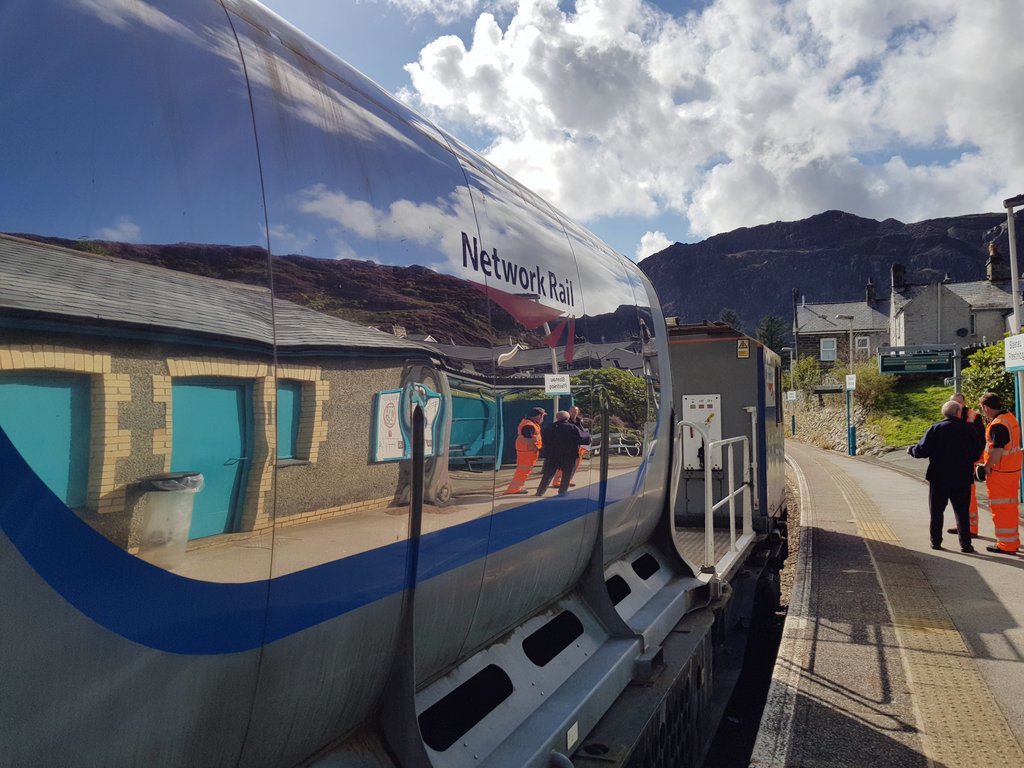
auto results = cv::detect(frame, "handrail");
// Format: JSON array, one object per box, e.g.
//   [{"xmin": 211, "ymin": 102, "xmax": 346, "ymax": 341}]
[{"xmin": 674, "ymin": 421, "xmax": 753, "ymax": 585}]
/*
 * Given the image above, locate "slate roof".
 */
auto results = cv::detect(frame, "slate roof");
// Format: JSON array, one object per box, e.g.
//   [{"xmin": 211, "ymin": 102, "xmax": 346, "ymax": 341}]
[
  {"xmin": 0, "ymin": 234, "xmax": 429, "ymax": 354},
  {"xmin": 890, "ymin": 279, "xmax": 1015, "ymax": 316},
  {"xmin": 795, "ymin": 300, "xmax": 890, "ymax": 334},
  {"xmin": 944, "ymin": 280, "xmax": 1014, "ymax": 311}
]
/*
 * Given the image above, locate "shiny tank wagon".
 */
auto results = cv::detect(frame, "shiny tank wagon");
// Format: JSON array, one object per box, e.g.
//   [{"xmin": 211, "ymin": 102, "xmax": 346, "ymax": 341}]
[{"xmin": 0, "ymin": 2, "xmax": 782, "ymax": 767}]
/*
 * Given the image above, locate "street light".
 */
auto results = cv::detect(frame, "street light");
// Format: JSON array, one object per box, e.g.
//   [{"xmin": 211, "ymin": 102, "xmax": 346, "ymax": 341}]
[
  {"xmin": 780, "ymin": 346, "xmax": 794, "ymax": 372},
  {"xmin": 1004, "ymin": 194, "xmax": 1024, "ymax": 499},
  {"xmin": 780, "ymin": 346, "xmax": 796, "ymax": 435},
  {"xmin": 835, "ymin": 314, "xmax": 855, "ymax": 374},
  {"xmin": 836, "ymin": 314, "xmax": 855, "ymax": 455}
]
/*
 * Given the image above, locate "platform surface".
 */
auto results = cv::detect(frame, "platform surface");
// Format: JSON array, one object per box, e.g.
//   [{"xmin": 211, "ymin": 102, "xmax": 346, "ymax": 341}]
[{"xmin": 752, "ymin": 440, "xmax": 1024, "ymax": 767}]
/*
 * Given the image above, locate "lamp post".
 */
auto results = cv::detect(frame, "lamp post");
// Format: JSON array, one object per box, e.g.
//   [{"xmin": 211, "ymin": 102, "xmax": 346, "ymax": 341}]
[
  {"xmin": 836, "ymin": 314, "xmax": 855, "ymax": 455},
  {"xmin": 780, "ymin": 346, "xmax": 795, "ymax": 435},
  {"xmin": 780, "ymin": 346, "xmax": 795, "ymax": 374},
  {"xmin": 1004, "ymin": 195, "xmax": 1024, "ymax": 501},
  {"xmin": 518, "ymin": 292, "xmax": 560, "ymax": 410}
]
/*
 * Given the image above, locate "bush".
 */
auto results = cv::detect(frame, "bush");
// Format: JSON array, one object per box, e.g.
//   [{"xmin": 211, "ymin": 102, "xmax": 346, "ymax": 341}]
[
  {"xmin": 851, "ymin": 360, "xmax": 895, "ymax": 410},
  {"xmin": 961, "ymin": 341, "xmax": 1015, "ymax": 413},
  {"xmin": 790, "ymin": 356, "xmax": 822, "ymax": 396}
]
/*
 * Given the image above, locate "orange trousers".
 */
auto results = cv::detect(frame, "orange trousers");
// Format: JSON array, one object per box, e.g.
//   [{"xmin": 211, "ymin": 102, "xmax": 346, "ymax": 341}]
[
  {"xmin": 968, "ymin": 480, "xmax": 979, "ymax": 534},
  {"xmin": 553, "ymin": 447, "xmax": 585, "ymax": 488},
  {"xmin": 985, "ymin": 470, "xmax": 1021, "ymax": 552},
  {"xmin": 505, "ymin": 449, "xmax": 539, "ymax": 494}
]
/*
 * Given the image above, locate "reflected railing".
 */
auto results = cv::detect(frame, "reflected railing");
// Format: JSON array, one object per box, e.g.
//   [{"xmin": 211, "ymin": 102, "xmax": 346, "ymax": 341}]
[{"xmin": 672, "ymin": 421, "xmax": 755, "ymax": 593}]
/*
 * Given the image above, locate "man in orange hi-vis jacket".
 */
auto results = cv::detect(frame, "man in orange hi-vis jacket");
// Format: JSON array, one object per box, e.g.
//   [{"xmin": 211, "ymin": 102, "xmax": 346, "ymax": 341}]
[
  {"xmin": 978, "ymin": 392, "xmax": 1022, "ymax": 554},
  {"xmin": 505, "ymin": 407, "xmax": 545, "ymax": 495}
]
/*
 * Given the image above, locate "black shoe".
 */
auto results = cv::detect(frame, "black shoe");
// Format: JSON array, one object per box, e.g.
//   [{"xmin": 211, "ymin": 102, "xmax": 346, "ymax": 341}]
[
  {"xmin": 961, "ymin": 546, "xmax": 975, "ymax": 553},
  {"xmin": 947, "ymin": 527, "xmax": 958, "ymax": 534},
  {"xmin": 985, "ymin": 545, "xmax": 1017, "ymax": 555},
  {"xmin": 931, "ymin": 543, "xmax": 942, "ymax": 550}
]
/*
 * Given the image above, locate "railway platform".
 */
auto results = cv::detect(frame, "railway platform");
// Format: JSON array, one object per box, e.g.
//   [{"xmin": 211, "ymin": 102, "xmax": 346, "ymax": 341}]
[{"xmin": 752, "ymin": 440, "xmax": 1024, "ymax": 767}]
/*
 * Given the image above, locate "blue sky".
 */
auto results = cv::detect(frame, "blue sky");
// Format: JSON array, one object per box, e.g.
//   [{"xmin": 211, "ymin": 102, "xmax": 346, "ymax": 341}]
[{"xmin": 259, "ymin": 0, "xmax": 1024, "ymax": 261}]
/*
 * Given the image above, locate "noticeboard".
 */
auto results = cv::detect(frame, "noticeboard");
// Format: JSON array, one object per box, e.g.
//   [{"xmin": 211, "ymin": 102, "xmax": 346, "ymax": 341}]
[{"xmin": 878, "ymin": 351, "xmax": 953, "ymax": 375}]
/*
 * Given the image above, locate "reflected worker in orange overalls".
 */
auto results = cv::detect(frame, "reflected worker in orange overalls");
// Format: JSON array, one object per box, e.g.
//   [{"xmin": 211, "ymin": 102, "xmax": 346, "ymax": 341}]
[
  {"xmin": 505, "ymin": 407, "xmax": 545, "ymax": 495},
  {"xmin": 978, "ymin": 392, "xmax": 1022, "ymax": 554}
]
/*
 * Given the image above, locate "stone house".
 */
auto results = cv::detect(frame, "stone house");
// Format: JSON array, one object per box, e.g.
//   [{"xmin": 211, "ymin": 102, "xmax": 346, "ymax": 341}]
[
  {"xmin": 792, "ymin": 280, "xmax": 891, "ymax": 370},
  {"xmin": 794, "ymin": 249, "xmax": 1018, "ymax": 370},
  {"xmin": 889, "ymin": 254, "xmax": 1016, "ymax": 347}
]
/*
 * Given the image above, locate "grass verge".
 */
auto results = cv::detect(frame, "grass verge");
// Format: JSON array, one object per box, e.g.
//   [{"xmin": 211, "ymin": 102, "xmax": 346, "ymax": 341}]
[{"xmin": 867, "ymin": 379, "xmax": 950, "ymax": 446}]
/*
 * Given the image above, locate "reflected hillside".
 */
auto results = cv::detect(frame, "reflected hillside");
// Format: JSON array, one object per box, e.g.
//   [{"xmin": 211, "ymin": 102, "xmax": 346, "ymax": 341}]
[{"xmin": 13, "ymin": 234, "xmax": 643, "ymax": 349}]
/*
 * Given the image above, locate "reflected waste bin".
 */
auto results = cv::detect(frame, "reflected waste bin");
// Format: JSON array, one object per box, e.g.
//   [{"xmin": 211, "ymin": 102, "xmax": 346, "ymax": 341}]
[{"xmin": 137, "ymin": 472, "xmax": 204, "ymax": 569}]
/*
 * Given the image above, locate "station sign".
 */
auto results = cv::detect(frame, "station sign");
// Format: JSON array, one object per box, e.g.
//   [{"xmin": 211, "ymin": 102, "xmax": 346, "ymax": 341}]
[
  {"xmin": 878, "ymin": 350, "xmax": 954, "ymax": 375},
  {"xmin": 1005, "ymin": 333, "xmax": 1024, "ymax": 372},
  {"xmin": 544, "ymin": 373, "xmax": 571, "ymax": 395}
]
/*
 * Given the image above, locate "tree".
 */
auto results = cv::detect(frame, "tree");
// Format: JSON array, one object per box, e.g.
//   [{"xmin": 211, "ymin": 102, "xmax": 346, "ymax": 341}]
[
  {"xmin": 570, "ymin": 368, "xmax": 649, "ymax": 428},
  {"xmin": 756, "ymin": 315, "xmax": 789, "ymax": 353},
  {"xmin": 718, "ymin": 308, "xmax": 743, "ymax": 332},
  {"xmin": 962, "ymin": 341, "xmax": 1015, "ymax": 413}
]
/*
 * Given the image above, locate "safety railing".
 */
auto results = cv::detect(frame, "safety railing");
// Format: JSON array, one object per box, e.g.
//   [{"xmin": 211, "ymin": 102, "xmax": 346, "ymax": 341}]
[{"xmin": 672, "ymin": 421, "xmax": 755, "ymax": 590}]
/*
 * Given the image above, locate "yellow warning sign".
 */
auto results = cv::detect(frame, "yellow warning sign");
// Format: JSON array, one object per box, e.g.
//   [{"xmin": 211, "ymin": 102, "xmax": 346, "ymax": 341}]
[{"xmin": 737, "ymin": 339, "xmax": 750, "ymax": 359}]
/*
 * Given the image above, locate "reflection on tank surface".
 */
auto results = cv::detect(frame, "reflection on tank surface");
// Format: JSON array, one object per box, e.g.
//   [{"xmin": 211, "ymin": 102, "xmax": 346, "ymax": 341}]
[{"xmin": 0, "ymin": 230, "xmax": 658, "ymax": 581}]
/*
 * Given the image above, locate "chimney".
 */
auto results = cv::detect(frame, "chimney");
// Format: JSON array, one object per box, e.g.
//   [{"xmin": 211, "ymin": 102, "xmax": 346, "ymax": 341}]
[
  {"xmin": 865, "ymin": 277, "xmax": 876, "ymax": 305},
  {"xmin": 987, "ymin": 242, "xmax": 1007, "ymax": 282},
  {"xmin": 891, "ymin": 263, "xmax": 906, "ymax": 291}
]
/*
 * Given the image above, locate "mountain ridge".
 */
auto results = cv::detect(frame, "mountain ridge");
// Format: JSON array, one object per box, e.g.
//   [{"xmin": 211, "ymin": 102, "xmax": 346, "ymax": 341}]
[{"xmin": 638, "ymin": 209, "xmax": 1018, "ymax": 332}]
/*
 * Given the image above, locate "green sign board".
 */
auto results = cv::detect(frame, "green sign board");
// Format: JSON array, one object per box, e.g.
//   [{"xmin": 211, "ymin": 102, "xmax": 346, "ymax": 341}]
[{"xmin": 878, "ymin": 351, "xmax": 954, "ymax": 375}]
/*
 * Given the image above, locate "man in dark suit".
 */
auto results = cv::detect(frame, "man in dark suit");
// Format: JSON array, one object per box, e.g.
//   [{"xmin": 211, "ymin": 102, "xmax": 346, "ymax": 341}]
[
  {"xmin": 536, "ymin": 410, "xmax": 590, "ymax": 496},
  {"xmin": 908, "ymin": 400, "xmax": 985, "ymax": 552}
]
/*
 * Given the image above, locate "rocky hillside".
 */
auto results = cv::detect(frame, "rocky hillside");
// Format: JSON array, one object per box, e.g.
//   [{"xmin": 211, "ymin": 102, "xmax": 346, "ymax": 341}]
[{"xmin": 640, "ymin": 209, "xmax": 1022, "ymax": 332}]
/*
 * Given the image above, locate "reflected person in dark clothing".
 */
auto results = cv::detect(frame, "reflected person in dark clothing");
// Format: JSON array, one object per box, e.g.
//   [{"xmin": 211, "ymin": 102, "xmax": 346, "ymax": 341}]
[
  {"xmin": 536, "ymin": 410, "xmax": 591, "ymax": 496},
  {"xmin": 907, "ymin": 400, "xmax": 985, "ymax": 552}
]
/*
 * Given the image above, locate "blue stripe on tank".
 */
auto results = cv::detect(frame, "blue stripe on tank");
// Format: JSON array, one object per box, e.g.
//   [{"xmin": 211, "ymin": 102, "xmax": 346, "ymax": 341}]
[{"xmin": 0, "ymin": 429, "xmax": 641, "ymax": 654}]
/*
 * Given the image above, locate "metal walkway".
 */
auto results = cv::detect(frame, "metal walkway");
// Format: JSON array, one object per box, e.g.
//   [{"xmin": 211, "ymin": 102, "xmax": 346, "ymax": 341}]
[{"xmin": 753, "ymin": 440, "xmax": 1024, "ymax": 767}]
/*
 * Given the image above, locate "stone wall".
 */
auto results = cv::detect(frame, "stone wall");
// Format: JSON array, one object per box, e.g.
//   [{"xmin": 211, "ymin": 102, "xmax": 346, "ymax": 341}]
[{"xmin": 784, "ymin": 395, "xmax": 887, "ymax": 456}]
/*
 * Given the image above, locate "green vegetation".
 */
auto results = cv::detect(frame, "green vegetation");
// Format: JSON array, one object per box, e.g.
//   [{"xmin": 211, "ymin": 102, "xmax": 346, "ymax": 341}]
[
  {"xmin": 790, "ymin": 356, "xmax": 823, "ymax": 395},
  {"xmin": 792, "ymin": 341, "xmax": 1018, "ymax": 448},
  {"xmin": 718, "ymin": 308, "xmax": 743, "ymax": 332},
  {"xmin": 571, "ymin": 368, "xmax": 648, "ymax": 428},
  {"xmin": 865, "ymin": 379, "xmax": 950, "ymax": 446},
  {"xmin": 850, "ymin": 360, "xmax": 895, "ymax": 410},
  {"xmin": 961, "ymin": 340, "xmax": 1014, "ymax": 408},
  {"xmin": 755, "ymin": 314, "xmax": 789, "ymax": 353}
]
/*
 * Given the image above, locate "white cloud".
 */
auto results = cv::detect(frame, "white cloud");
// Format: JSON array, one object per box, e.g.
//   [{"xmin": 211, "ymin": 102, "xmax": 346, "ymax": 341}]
[
  {"xmin": 401, "ymin": 0, "xmax": 1024, "ymax": 238},
  {"xmin": 95, "ymin": 216, "xmax": 141, "ymax": 242},
  {"xmin": 265, "ymin": 223, "xmax": 316, "ymax": 256},
  {"xmin": 635, "ymin": 230, "xmax": 672, "ymax": 262},
  {"xmin": 384, "ymin": 0, "xmax": 514, "ymax": 24}
]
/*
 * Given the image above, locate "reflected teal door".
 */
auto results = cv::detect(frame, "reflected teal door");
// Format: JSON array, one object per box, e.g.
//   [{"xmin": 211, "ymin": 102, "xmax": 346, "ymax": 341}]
[
  {"xmin": 0, "ymin": 373, "xmax": 90, "ymax": 508},
  {"xmin": 171, "ymin": 380, "xmax": 250, "ymax": 539}
]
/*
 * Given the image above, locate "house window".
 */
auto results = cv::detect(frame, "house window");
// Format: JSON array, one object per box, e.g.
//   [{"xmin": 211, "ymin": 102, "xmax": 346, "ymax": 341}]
[
  {"xmin": 855, "ymin": 336, "xmax": 870, "ymax": 359},
  {"xmin": 277, "ymin": 380, "xmax": 302, "ymax": 460},
  {"xmin": 970, "ymin": 313, "xmax": 977, "ymax": 335},
  {"xmin": 820, "ymin": 338, "xmax": 837, "ymax": 362}
]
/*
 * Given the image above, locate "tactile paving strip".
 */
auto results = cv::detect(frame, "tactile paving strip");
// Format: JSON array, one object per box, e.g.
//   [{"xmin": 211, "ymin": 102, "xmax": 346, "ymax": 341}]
[{"xmin": 831, "ymin": 469, "xmax": 1024, "ymax": 766}]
